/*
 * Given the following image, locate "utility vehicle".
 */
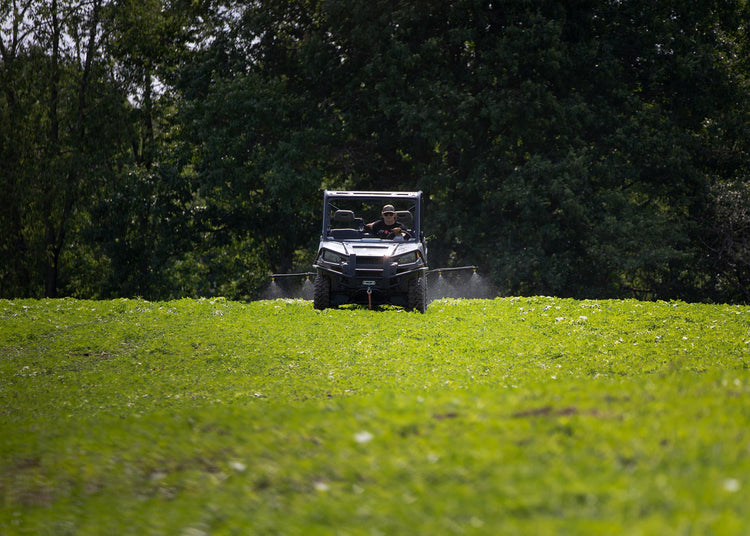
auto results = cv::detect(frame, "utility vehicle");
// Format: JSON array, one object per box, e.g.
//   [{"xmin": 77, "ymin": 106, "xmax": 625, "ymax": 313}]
[{"xmin": 311, "ymin": 190, "xmax": 428, "ymax": 312}]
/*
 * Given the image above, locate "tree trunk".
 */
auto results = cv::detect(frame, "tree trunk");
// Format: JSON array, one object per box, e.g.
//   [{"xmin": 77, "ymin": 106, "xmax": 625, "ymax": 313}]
[
  {"xmin": 44, "ymin": 223, "xmax": 59, "ymax": 298},
  {"xmin": 44, "ymin": 0, "xmax": 61, "ymax": 298}
]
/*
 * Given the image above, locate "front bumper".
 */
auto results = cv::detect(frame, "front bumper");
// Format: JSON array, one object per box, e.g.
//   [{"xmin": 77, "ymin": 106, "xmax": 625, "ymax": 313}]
[{"xmin": 313, "ymin": 258, "xmax": 427, "ymax": 305}]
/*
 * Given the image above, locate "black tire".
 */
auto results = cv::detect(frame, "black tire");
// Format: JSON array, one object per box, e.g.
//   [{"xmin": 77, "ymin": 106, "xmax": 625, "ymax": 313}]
[
  {"xmin": 313, "ymin": 273, "xmax": 331, "ymax": 310},
  {"xmin": 407, "ymin": 276, "xmax": 427, "ymax": 313}
]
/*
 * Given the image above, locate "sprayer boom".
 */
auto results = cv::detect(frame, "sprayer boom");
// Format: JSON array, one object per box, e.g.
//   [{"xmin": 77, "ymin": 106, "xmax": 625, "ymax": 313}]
[
  {"xmin": 270, "ymin": 272, "xmax": 316, "ymax": 281},
  {"xmin": 427, "ymin": 265, "xmax": 477, "ymax": 275}
]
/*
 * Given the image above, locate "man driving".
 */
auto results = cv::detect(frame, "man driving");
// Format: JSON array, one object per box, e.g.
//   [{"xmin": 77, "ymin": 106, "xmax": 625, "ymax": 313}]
[{"xmin": 366, "ymin": 204, "xmax": 411, "ymax": 239}]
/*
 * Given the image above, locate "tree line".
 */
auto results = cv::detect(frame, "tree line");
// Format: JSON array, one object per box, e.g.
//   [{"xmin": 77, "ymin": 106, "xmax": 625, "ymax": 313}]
[{"xmin": 2, "ymin": 0, "xmax": 749, "ymax": 303}]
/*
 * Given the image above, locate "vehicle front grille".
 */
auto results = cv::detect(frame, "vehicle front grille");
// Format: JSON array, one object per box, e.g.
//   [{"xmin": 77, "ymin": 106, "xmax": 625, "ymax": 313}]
[{"xmin": 355, "ymin": 256, "xmax": 384, "ymax": 266}]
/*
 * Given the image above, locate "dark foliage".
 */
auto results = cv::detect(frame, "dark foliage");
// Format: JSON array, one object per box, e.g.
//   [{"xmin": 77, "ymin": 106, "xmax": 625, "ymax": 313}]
[{"xmin": 2, "ymin": 0, "xmax": 748, "ymax": 302}]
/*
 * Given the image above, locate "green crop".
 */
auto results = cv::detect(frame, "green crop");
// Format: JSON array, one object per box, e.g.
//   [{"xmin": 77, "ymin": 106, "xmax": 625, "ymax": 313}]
[{"xmin": 1, "ymin": 297, "xmax": 749, "ymax": 535}]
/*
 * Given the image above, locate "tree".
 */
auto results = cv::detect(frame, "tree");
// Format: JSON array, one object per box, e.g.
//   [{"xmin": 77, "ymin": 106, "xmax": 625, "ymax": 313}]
[
  {"xmin": 0, "ymin": 0, "xmax": 36, "ymax": 295},
  {"xmin": 1, "ymin": 0, "xmax": 209, "ymax": 299},
  {"xmin": 84, "ymin": 0, "xmax": 213, "ymax": 298},
  {"xmin": 173, "ymin": 0, "xmax": 335, "ymax": 287},
  {"xmin": 1, "ymin": 0, "xmax": 128, "ymax": 298}
]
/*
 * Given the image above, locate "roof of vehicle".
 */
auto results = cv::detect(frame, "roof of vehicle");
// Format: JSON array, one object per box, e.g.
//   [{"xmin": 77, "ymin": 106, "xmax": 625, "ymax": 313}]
[{"xmin": 324, "ymin": 190, "xmax": 422, "ymax": 199}]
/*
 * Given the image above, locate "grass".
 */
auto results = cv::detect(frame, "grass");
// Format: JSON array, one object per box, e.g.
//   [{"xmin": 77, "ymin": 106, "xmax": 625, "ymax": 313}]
[{"xmin": 1, "ymin": 296, "xmax": 749, "ymax": 535}]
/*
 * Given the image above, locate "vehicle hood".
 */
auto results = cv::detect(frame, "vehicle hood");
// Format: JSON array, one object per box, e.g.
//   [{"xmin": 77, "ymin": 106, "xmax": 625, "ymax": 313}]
[{"xmin": 320, "ymin": 240, "xmax": 421, "ymax": 257}]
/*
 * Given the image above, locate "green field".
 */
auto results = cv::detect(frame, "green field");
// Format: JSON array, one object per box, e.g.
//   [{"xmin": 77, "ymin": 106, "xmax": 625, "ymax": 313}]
[{"xmin": 1, "ymin": 297, "xmax": 749, "ymax": 535}]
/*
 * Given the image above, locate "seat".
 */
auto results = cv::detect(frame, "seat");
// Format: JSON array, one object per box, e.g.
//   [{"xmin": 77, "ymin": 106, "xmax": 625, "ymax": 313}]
[
  {"xmin": 396, "ymin": 211, "xmax": 413, "ymax": 227},
  {"xmin": 333, "ymin": 209, "xmax": 364, "ymax": 231},
  {"xmin": 330, "ymin": 229, "xmax": 362, "ymax": 239},
  {"xmin": 396, "ymin": 211, "xmax": 413, "ymax": 225}
]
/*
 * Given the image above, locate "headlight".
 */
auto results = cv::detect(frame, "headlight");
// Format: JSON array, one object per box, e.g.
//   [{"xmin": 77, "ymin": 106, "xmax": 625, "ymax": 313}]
[
  {"xmin": 394, "ymin": 251, "xmax": 420, "ymax": 264},
  {"xmin": 322, "ymin": 250, "xmax": 345, "ymax": 264}
]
